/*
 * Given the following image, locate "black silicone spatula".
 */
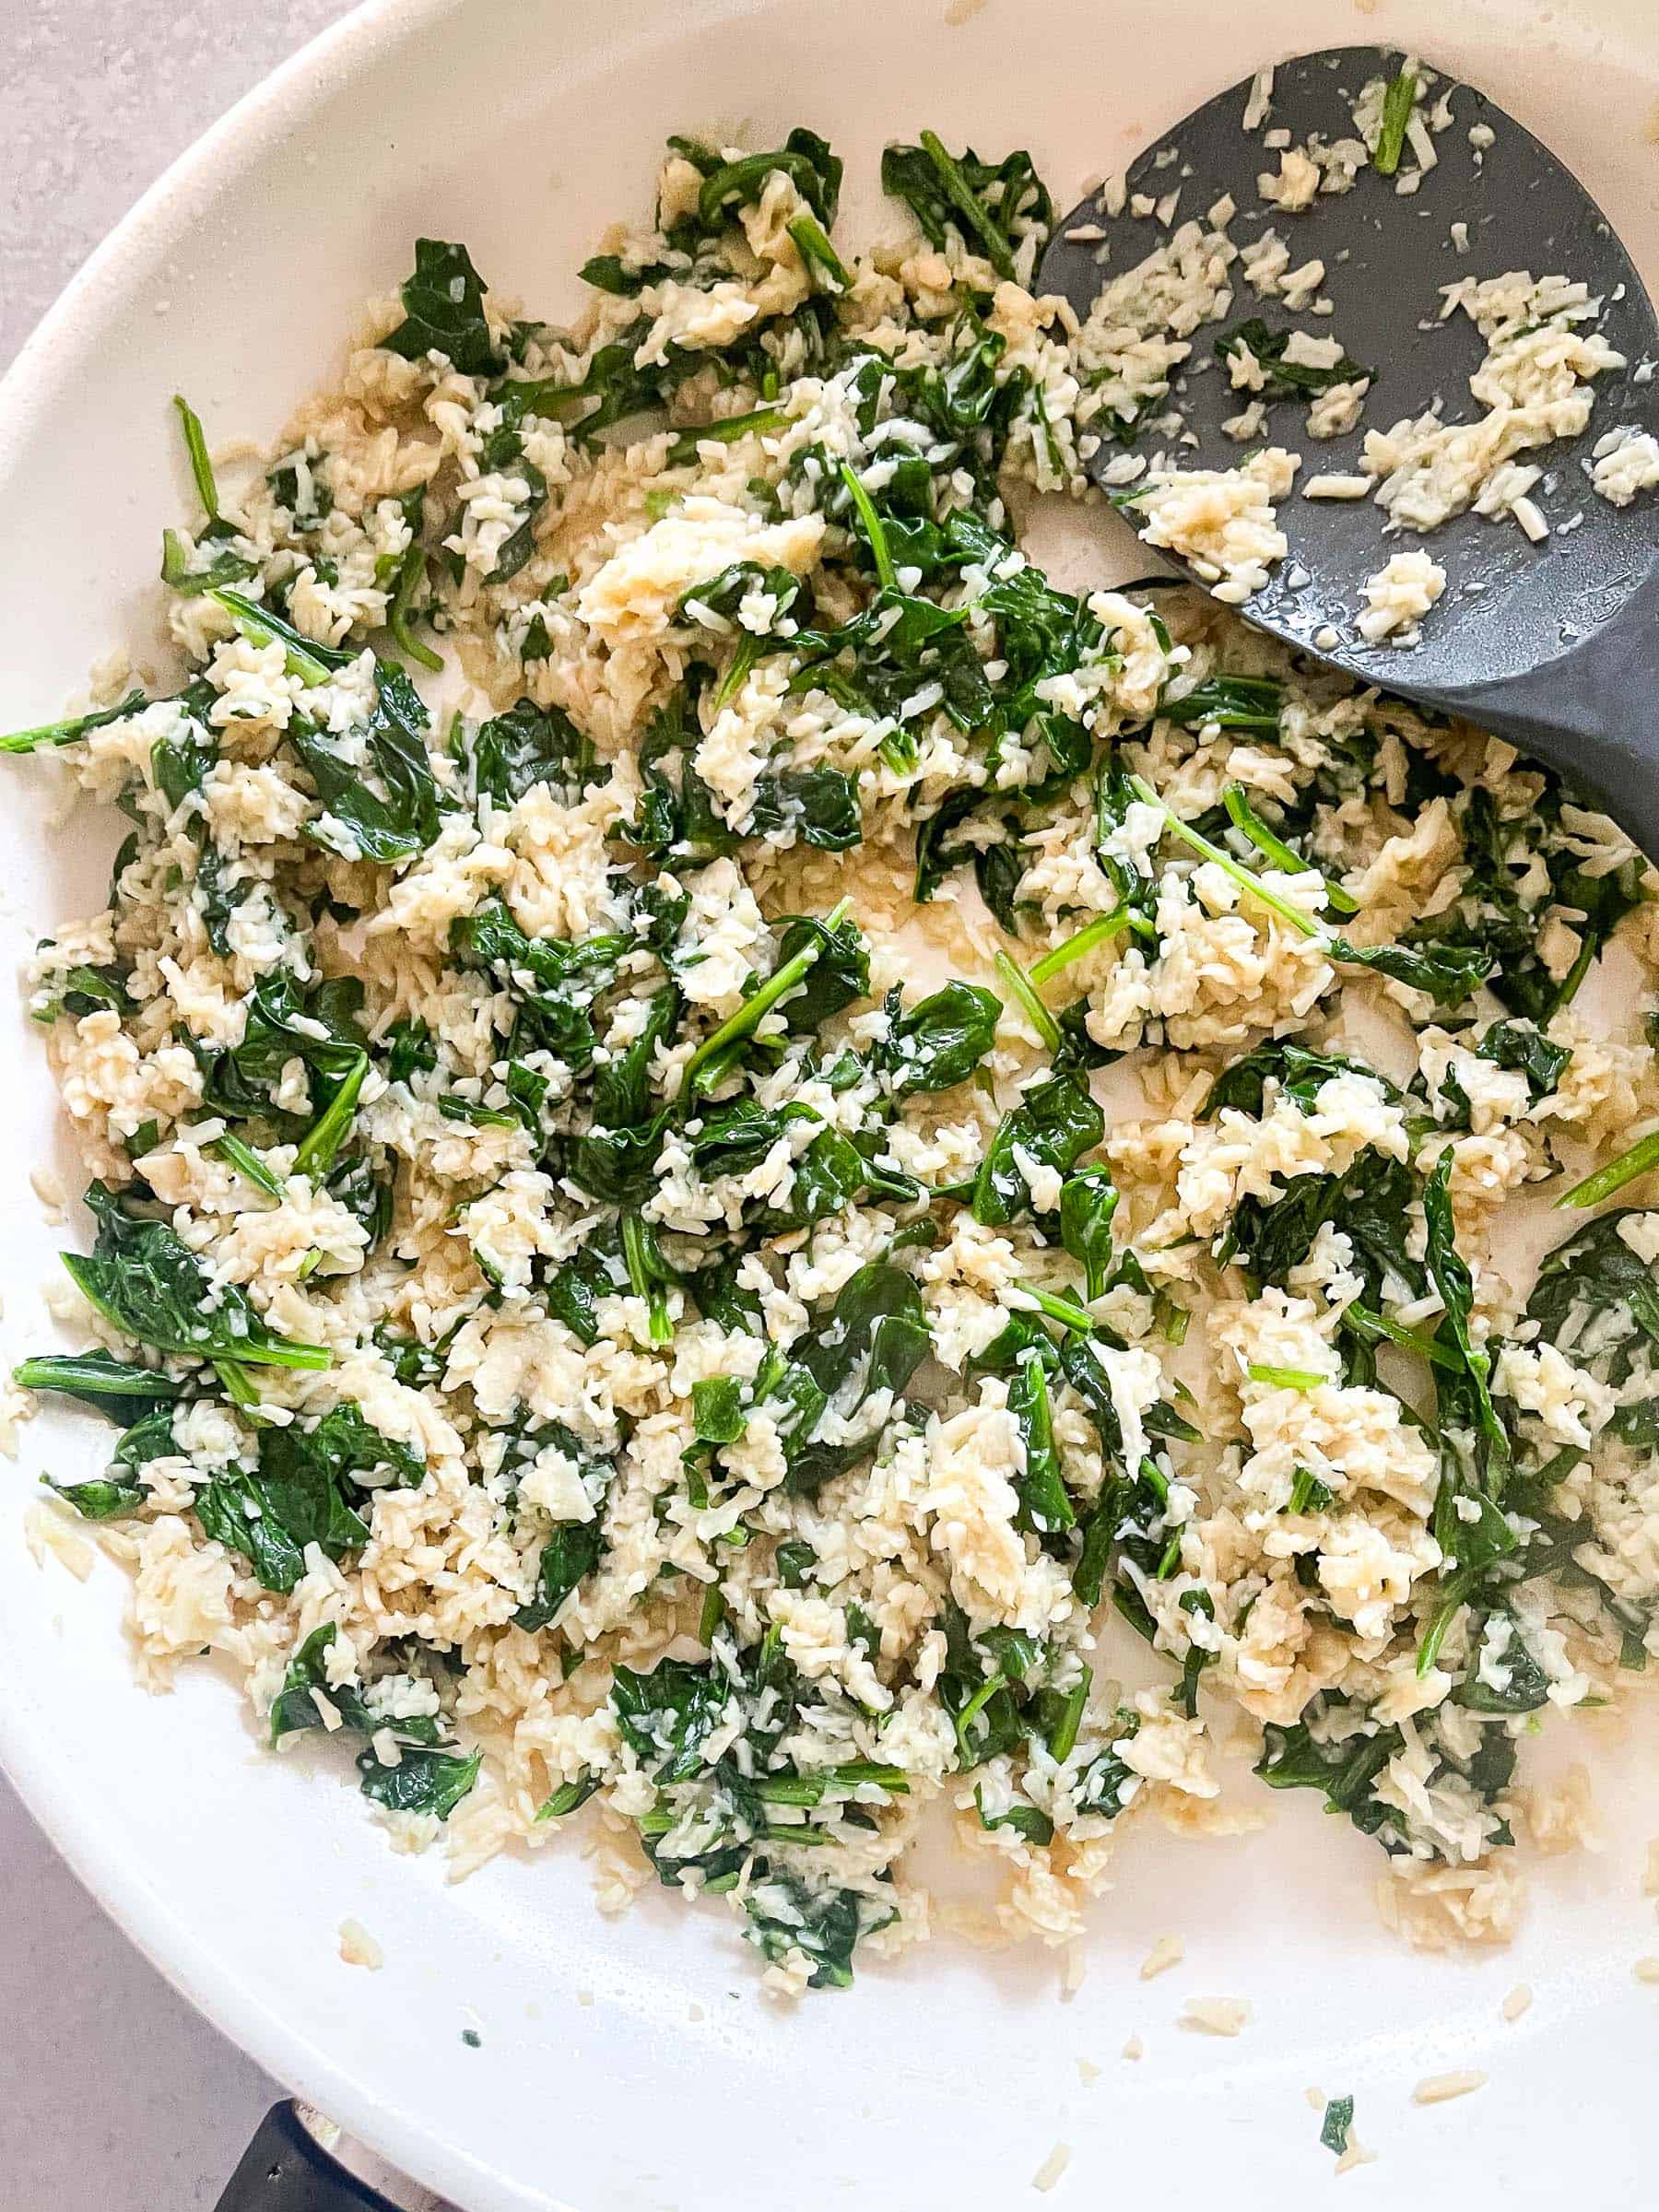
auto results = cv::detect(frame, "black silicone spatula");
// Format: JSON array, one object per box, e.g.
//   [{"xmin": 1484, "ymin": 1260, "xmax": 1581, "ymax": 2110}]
[{"xmin": 1039, "ymin": 45, "xmax": 1659, "ymax": 853}]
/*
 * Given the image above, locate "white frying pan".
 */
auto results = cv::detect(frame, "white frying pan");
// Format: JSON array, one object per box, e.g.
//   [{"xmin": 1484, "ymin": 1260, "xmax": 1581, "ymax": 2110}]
[{"xmin": 3, "ymin": 1, "xmax": 1658, "ymax": 2205}]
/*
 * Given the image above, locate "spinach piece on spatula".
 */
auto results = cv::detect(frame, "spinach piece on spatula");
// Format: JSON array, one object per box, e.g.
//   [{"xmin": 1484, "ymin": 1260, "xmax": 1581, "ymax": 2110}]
[{"xmin": 1214, "ymin": 318, "xmax": 1371, "ymax": 397}]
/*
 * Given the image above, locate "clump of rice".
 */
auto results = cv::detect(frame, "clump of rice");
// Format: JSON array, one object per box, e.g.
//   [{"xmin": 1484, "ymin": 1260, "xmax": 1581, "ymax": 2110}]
[{"xmin": 1357, "ymin": 548, "xmax": 1447, "ymax": 645}]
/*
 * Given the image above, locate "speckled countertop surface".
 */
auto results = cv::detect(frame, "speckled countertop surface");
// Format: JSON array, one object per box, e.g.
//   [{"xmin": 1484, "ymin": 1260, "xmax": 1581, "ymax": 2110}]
[{"xmin": 1, "ymin": 11, "xmax": 358, "ymax": 2206}]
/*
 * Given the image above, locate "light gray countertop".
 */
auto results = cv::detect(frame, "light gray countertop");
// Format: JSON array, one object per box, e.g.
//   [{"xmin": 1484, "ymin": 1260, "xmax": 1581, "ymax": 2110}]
[{"xmin": 2, "ymin": 11, "xmax": 357, "ymax": 2206}]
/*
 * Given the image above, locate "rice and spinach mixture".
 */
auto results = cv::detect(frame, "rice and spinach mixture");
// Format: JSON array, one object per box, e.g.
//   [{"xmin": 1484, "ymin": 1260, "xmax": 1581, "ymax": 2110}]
[{"xmin": 12, "ymin": 120, "xmax": 1659, "ymax": 1995}]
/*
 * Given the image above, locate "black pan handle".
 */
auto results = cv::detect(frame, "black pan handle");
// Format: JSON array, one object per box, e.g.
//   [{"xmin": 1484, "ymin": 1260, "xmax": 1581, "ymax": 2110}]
[{"xmin": 216, "ymin": 2101, "xmax": 403, "ymax": 2211}]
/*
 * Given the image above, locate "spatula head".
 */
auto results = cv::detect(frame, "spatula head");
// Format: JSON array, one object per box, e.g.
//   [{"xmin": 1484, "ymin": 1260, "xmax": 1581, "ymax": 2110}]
[{"xmin": 1038, "ymin": 46, "xmax": 1659, "ymax": 696}]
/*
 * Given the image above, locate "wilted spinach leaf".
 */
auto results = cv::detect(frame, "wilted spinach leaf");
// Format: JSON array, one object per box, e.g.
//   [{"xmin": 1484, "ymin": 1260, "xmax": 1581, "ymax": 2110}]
[
  {"xmin": 971, "ymin": 1076, "xmax": 1103, "ymax": 1226},
  {"xmin": 201, "ymin": 970, "xmax": 367, "ymax": 1133},
  {"xmin": 382, "ymin": 240, "xmax": 502, "ymax": 375},
  {"xmin": 357, "ymin": 1743, "xmax": 483, "ymax": 1819},
  {"xmin": 1059, "ymin": 1165, "xmax": 1118, "ymax": 1299},
  {"xmin": 881, "ymin": 134, "xmax": 1052, "ymax": 279},
  {"xmin": 1007, "ymin": 1352, "xmax": 1073, "ymax": 1535},
  {"xmin": 748, "ymin": 767, "xmax": 863, "ymax": 852},
  {"xmin": 741, "ymin": 1872, "xmax": 894, "ymax": 1990},
  {"xmin": 761, "ymin": 1263, "xmax": 933, "ymax": 1496},
  {"xmin": 455, "ymin": 699, "xmax": 596, "ymax": 809},
  {"xmin": 692, "ymin": 128, "xmax": 842, "ymax": 236},
  {"xmin": 516, "ymin": 1518, "xmax": 606, "ymax": 1633},
  {"xmin": 589, "ymin": 984, "xmax": 679, "ymax": 1133},
  {"xmin": 1527, "ymin": 1208, "xmax": 1659, "ymax": 1446},
  {"xmin": 1255, "ymin": 1702, "xmax": 1406, "ymax": 1847},
  {"xmin": 1228, "ymin": 1150, "xmax": 1418, "ymax": 1305},
  {"xmin": 64, "ymin": 1182, "xmax": 329, "ymax": 1373},
  {"xmin": 268, "ymin": 1622, "xmax": 380, "ymax": 1741},
  {"xmin": 293, "ymin": 661, "xmax": 441, "ymax": 865},
  {"xmin": 1486, "ymin": 1020, "xmax": 1571, "ymax": 1097},
  {"xmin": 771, "ymin": 912, "xmax": 870, "ymax": 1032},
  {"xmin": 197, "ymin": 1402, "xmax": 421, "ymax": 1593},
  {"xmin": 1199, "ymin": 1040, "xmax": 1387, "ymax": 1121},
  {"xmin": 46, "ymin": 1476, "xmax": 147, "ymax": 1521},
  {"xmin": 611, "ymin": 1656, "xmax": 730, "ymax": 1782},
  {"xmin": 452, "ymin": 903, "xmax": 629, "ymax": 1071},
  {"xmin": 1214, "ymin": 318, "xmax": 1370, "ymax": 396},
  {"xmin": 14, "ymin": 1350, "xmax": 184, "ymax": 1428},
  {"xmin": 1324, "ymin": 933, "xmax": 1495, "ymax": 1008},
  {"xmin": 877, "ymin": 980, "xmax": 1000, "ymax": 1095}
]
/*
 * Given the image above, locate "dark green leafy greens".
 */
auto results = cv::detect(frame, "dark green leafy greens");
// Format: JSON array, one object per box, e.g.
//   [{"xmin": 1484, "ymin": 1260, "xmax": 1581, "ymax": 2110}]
[
  {"xmin": 13, "ymin": 1350, "xmax": 184, "ymax": 1427},
  {"xmin": 62, "ymin": 1183, "xmax": 330, "ymax": 1374},
  {"xmin": 453, "ymin": 698, "xmax": 597, "ymax": 809},
  {"xmin": 19, "ymin": 121, "xmax": 1659, "ymax": 1998},
  {"xmin": 1214, "ymin": 319, "xmax": 1371, "ymax": 397},
  {"xmin": 1320, "ymin": 2097, "xmax": 1355, "ymax": 2159},
  {"xmin": 972, "ymin": 1077, "xmax": 1104, "ymax": 1226},
  {"xmin": 881, "ymin": 135, "xmax": 1053, "ymax": 279},
  {"xmin": 382, "ymin": 240, "xmax": 503, "ymax": 375},
  {"xmin": 875, "ymin": 981, "xmax": 1001, "ymax": 1095},
  {"xmin": 271, "ymin": 1625, "xmax": 482, "ymax": 1817},
  {"xmin": 292, "ymin": 661, "xmax": 441, "ymax": 864},
  {"xmin": 197, "ymin": 1404, "xmax": 422, "ymax": 1593}
]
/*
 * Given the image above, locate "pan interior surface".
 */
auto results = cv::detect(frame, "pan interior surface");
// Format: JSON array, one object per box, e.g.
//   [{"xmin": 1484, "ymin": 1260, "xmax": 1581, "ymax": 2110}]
[{"xmin": 1, "ymin": 3, "xmax": 1657, "ymax": 2206}]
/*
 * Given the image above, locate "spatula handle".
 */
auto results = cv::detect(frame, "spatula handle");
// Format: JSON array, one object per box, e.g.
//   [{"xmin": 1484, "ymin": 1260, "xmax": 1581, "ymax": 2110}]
[
  {"xmin": 215, "ymin": 2102, "xmax": 402, "ymax": 2212},
  {"xmin": 1419, "ymin": 561, "xmax": 1659, "ymax": 862}
]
